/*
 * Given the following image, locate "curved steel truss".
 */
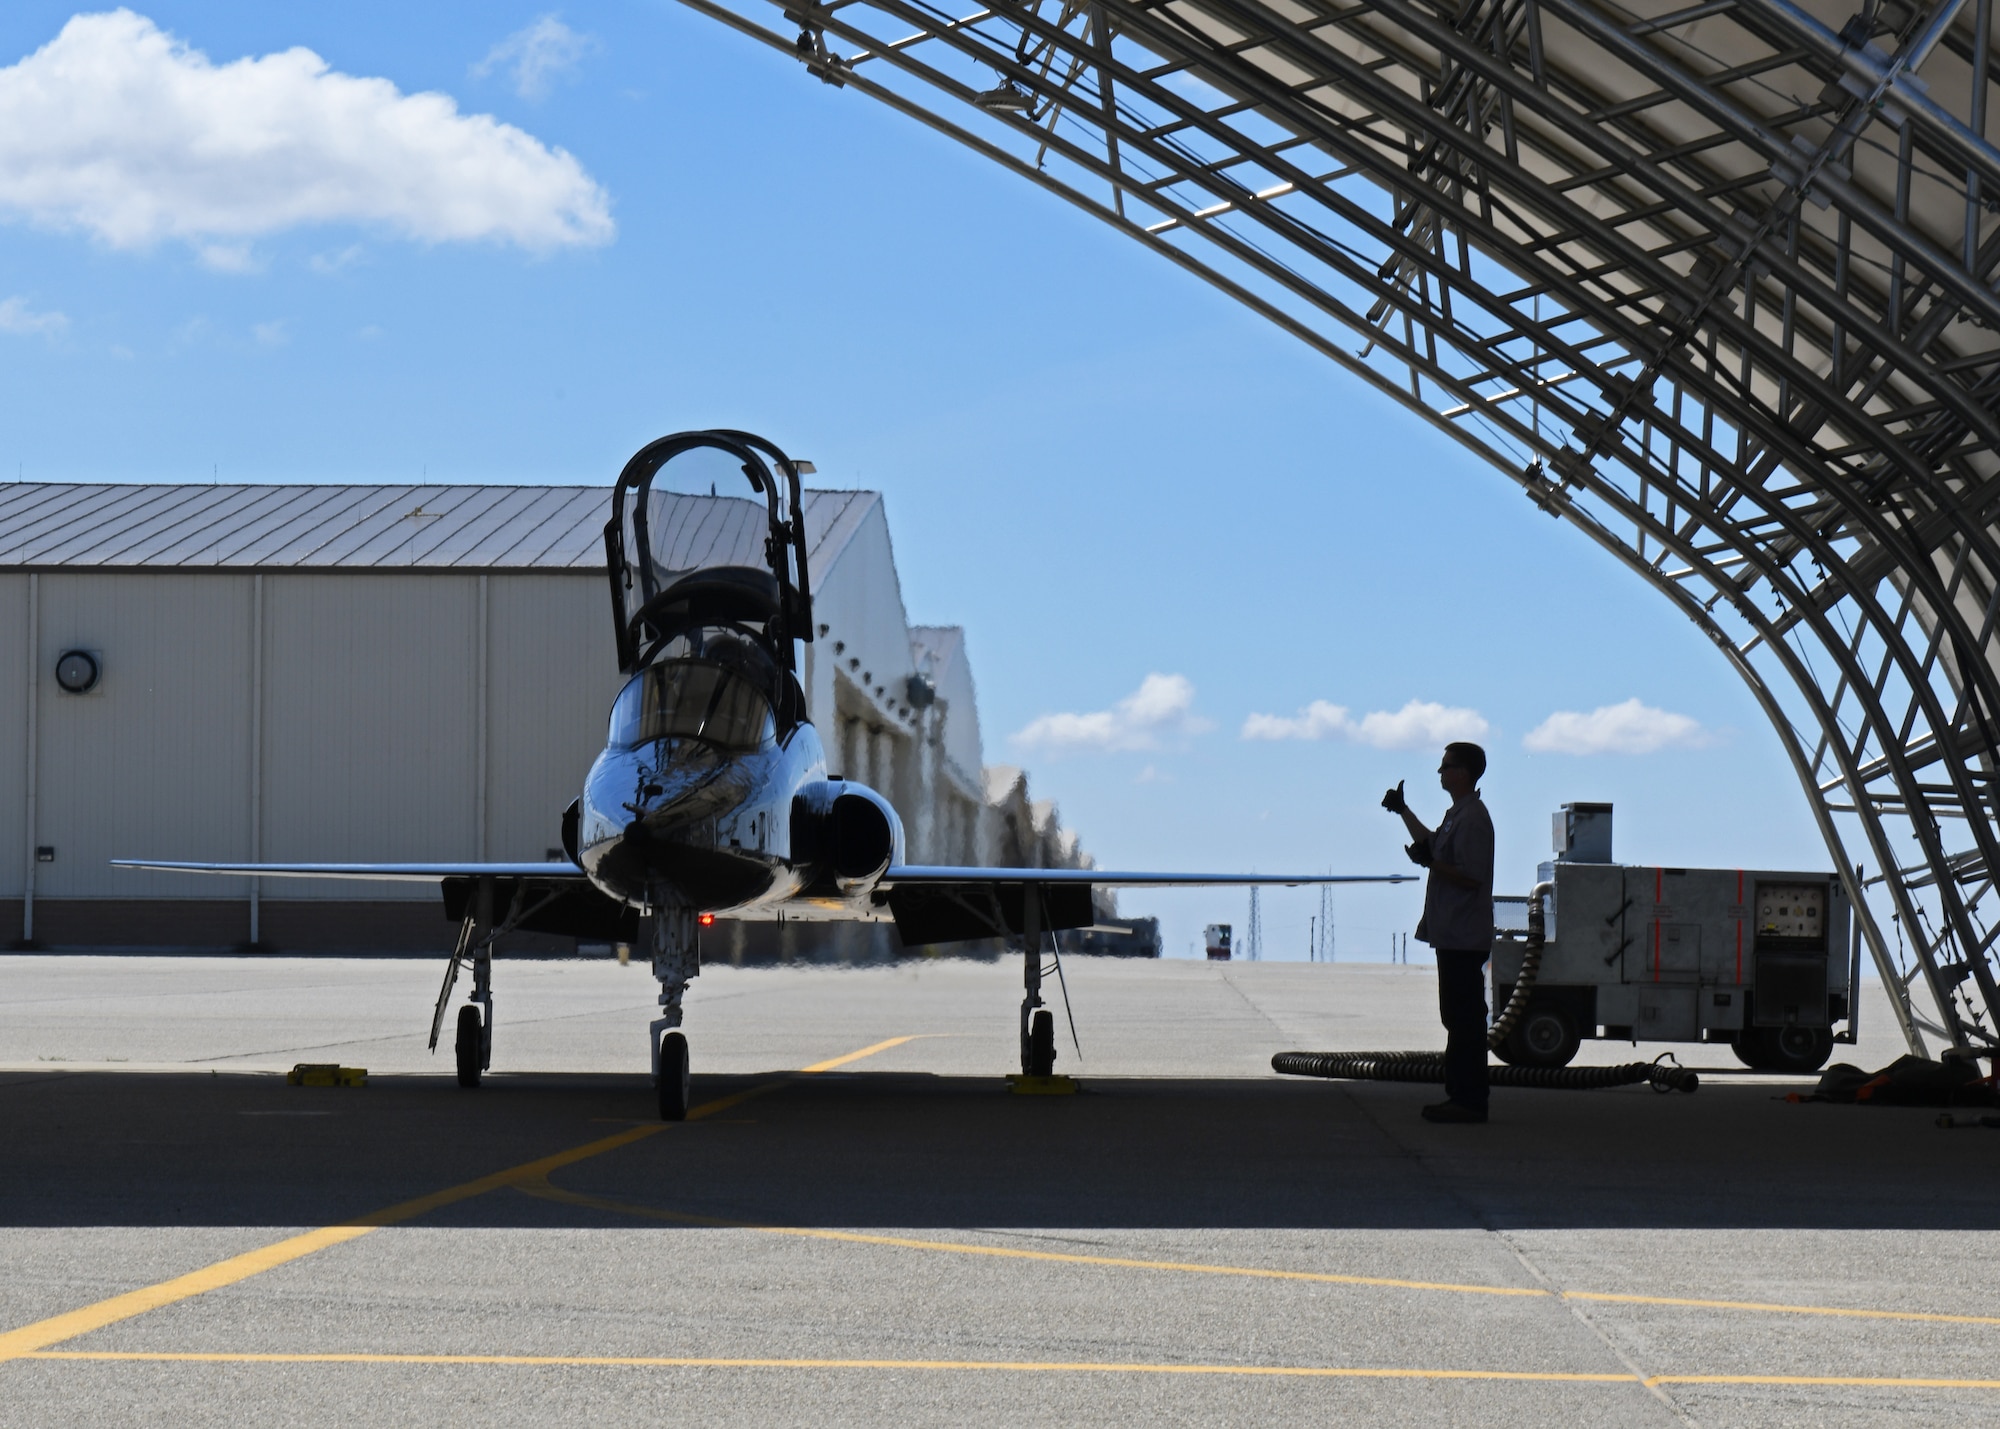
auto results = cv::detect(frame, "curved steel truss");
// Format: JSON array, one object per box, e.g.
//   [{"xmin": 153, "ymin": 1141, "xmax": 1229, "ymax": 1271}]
[{"xmin": 681, "ymin": 0, "xmax": 2000, "ymax": 1052}]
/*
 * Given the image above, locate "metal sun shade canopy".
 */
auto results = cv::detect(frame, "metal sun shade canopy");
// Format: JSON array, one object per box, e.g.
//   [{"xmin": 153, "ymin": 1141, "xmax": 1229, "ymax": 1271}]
[{"xmin": 679, "ymin": 0, "xmax": 2000, "ymax": 1056}]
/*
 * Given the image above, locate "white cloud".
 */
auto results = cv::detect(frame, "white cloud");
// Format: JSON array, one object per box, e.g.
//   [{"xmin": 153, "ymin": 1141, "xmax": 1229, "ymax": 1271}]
[
  {"xmin": 198, "ymin": 242, "xmax": 260, "ymax": 273},
  {"xmin": 252, "ymin": 320, "xmax": 287, "ymax": 346},
  {"xmin": 474, "ymin": 15, "xmax": 595, "ymax": 101},
  {"xmin": 1012, "ymin": 673, "xmax": 1212, "ymax": 754},
  {"xmin": 0, "ymin": 296, "xmax": 67, "ymax": 336},
  {"xmin": 310, "ymin": 244, "xmax": 364, "ymax": 275},
  {"xmin": 1241, "ymin": 698, "xmax": 1489, "ymax": 750},
  {"xmin": 0, "ymin": 11, "xmax": 614, "ymax": 256},
  {"xmin": 1241, "ymin": 699, "xmax": 1350, "ymax": 742},
  {"xmin": 1523, "ymin": 698, "xmax": 1711, "ymax": 755}
]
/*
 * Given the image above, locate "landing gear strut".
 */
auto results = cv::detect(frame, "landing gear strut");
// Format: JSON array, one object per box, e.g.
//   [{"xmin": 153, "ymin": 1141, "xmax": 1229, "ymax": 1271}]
[
  {"xmin": 649, "ymin": 901, "xmax": 700, "ymax": 1120},
  {"xmin": 433, "ymin": 877, "xmax": 498, "ymax": 1089},
  {"xmin": 1019, "ymin": 885, "xmax": 1057, "ymax": 1078}
]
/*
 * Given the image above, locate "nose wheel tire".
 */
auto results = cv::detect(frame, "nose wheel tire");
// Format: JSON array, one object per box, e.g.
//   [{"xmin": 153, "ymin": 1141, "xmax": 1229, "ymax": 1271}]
[
  {"xmin": 454, "ymin": 1004, "xmax": 483, "ymax": 1088},
  {"xmin": 658, "ymin": 1030, "xmax": 690, "ymax": 1121}
]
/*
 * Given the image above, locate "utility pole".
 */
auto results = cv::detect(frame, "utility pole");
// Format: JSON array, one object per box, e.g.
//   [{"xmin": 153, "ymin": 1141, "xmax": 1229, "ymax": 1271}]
[
  {"xmin": 1247, "ymin": 886, "xmax": 1263, "ymax": 962},
  {"xmin": 1318, "ymin": 885, "xmax": 1335, "ymax": 963}
]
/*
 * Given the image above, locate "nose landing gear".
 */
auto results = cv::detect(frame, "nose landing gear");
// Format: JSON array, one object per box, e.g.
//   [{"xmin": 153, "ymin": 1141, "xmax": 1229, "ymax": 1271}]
[{"xmin": 649, "ymin": 902, "xmax": 700, "ymax": 1120}]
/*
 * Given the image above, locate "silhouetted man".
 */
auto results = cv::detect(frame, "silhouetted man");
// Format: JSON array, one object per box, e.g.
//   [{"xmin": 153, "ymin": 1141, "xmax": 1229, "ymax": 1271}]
[{"xmin": 1382, "ymin": 741, "xmax": 1494, "ymax": 1123}]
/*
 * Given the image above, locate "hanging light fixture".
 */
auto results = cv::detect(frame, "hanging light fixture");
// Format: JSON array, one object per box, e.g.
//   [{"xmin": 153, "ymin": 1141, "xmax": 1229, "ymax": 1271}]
[{"xmin": 973, "ymin": 76, "xmax": 1033, "ymax": 113}]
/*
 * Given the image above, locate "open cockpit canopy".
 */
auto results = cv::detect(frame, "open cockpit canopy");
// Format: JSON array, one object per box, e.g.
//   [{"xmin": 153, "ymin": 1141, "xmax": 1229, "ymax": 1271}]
[{"xmin": 604, "ymin": 430, "xmax": 814, "ymax": 675}]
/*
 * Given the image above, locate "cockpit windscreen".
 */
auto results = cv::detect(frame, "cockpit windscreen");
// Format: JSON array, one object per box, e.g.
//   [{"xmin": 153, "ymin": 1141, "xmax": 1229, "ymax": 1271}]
[
  {"xmin": 610, "ymin": 658, "xmax": 775, "ymax": 753},
  {"xmin": 636, "ymin": 445, "xmax": 774, "ymax": 598}
]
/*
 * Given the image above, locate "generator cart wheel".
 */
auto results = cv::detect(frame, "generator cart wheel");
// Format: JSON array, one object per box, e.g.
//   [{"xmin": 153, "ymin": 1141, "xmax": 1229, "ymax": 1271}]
[
  {"xmin": 1501, "ymin": 1005, "xmax": 1580, "ymax": 1069},
  {"xmin": 658, "ymin": 1030, "xmax": 691, "ymax": 1122},
  {"xmin": 454, "ymin": 1004, "xmax": 482, "ymax": 1089},
  {"xmin": 1729, "ymin": 1030, "xmax": 1772, "ymax": 1070},
  {"xmin": 1027, "ymin": 1010, "xmax": 1057, "ymax": 1078},
  {"xmin": 1762, "ymin": 1026, "xmax": 1834, "ymax": 1075}
]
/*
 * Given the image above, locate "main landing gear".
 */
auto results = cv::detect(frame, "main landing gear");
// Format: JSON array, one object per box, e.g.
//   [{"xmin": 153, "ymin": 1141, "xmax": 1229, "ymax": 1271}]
[
  {"xmin": 432, "ymin": 879, "xmax": 498, "ymax": 1089},
  {"xmin": 649, "ymin": 901, "xmax": 700, "ymax": 1120},
  {"xmin": 430, "ymin": 875, "xmax": 563, "ymax": 1091},
  {"xmin": 1016, "ymin": 885, "xmax": 1069, "ymax": 1083}
]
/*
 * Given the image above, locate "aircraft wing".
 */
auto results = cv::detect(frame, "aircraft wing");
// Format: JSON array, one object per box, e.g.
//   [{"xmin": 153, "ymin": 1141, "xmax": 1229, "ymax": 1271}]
[
  {"xmin": 875, "ymin": 866, "xmax": 1412, "ymax": 946},
  {"xmin": 881, "ymin": 866, "xmax": 1413, "ymax": 887},
  {"xmin": 111, "ymin": 860, "xmax": 590, "ymax": 882}
]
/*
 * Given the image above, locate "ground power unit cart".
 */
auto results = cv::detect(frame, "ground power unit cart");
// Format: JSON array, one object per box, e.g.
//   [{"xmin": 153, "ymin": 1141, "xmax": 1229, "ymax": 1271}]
[{"xmin": 1491, "ymin": 803, "xmax": 1858, "ymax": 1075}]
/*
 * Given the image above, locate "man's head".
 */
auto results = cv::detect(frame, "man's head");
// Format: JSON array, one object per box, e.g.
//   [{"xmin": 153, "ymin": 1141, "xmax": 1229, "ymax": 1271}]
[{"xmin": 1438, "ymin": 741, "xmax": 1485, "ymax": 798}]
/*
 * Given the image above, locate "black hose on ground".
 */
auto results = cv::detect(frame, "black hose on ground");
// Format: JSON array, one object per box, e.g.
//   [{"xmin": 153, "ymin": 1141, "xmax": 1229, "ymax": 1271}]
[
  {"xmin": 1270, "ymin": 1049, "xmax": 1699, "ymax": 1093},
  {"xmin": 1272, "ymin": 883, "xmax": 1699, "ymax": 1095}
]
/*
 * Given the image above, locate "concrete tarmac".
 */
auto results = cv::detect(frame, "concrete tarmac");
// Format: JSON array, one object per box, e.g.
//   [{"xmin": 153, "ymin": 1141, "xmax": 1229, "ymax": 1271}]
[{"xmin": 1, "ymin": 954, "xmax": 1995, "ymax": 1427}]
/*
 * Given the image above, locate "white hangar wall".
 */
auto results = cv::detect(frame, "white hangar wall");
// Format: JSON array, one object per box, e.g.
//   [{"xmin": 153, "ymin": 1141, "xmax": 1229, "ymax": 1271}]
[
  {"xmin": 1, "ymin": 482, "xmax": 1103, "ymax": 954},
  {"xmin": 0, "ymin": 566, "xmax": 618, "ymax": 949}
]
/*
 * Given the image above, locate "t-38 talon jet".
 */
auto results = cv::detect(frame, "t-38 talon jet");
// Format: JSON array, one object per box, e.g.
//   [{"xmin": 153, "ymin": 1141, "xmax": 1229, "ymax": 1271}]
[{"xmin": 119, "ymin": 430, "xmax": 1412, "ymax": 1119}]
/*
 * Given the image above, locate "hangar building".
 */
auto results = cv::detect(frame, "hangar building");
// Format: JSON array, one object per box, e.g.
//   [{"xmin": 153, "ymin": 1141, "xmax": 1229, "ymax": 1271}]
[{"xmin": 0, "ymin": 481, "xmax": 1129, "ymax": 956}]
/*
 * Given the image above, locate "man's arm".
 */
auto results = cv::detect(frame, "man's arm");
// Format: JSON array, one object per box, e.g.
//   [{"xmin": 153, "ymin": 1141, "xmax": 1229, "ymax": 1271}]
[{"xmin": 1380, "ymin": 781, "xmax": 1435, "ymax": 843}]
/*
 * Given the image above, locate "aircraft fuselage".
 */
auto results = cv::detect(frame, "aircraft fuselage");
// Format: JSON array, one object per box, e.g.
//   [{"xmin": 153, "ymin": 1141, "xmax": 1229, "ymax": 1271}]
[{"xmin": 577, "ymin": 710, "xmax": 905, "ymax": 921}]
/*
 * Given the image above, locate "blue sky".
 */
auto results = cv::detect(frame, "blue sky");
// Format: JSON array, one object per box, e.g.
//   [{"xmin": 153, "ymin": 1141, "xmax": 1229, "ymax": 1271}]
[{"xmin": 0, "ymin": 5, "xmax": 1832, "ymax": 960}]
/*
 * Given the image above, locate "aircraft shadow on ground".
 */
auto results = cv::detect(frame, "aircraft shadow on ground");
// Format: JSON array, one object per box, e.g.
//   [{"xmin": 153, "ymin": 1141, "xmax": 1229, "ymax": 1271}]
[{"xmin": 0, "ymin": 1070, "xmax": 1992, "ymax": 1233}]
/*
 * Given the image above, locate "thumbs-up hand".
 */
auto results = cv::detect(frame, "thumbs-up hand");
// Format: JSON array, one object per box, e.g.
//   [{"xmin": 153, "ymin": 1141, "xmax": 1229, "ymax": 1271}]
[{"xmin": 1380, "ymin": 779, "xmax": 1407, "ymax": 814}]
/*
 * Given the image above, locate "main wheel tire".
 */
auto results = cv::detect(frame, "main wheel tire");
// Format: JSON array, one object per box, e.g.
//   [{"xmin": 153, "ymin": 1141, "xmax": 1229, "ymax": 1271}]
[
  {"xmin": 658, "ymin": 1030, "xmax": 690, "ymax": 1121},
  {"xmin": 1763, "ymin": 1025, "xmax": 1834, "ymax": 1075},
  {"xmin": 1502, "ymin": 1005, "xmax": 1581, "ymax": 1069},
  {"xmin": 1027, "ymin": 1009, "xmax": 1057, "ymax": 1078},
  {"xmin": 454, "ymin": 1004, "xmax": 482, "ymax": 1089}
]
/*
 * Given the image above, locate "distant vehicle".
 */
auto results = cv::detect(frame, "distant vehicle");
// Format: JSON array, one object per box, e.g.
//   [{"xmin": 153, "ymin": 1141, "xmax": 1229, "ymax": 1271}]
[
  {"xmin": 1205, "ymin": 924, "xmax": 1233, "ymax": 961},
  {"xmin": 121, "ymin": 431, "xmax": 1409, "ymax": 1118}
]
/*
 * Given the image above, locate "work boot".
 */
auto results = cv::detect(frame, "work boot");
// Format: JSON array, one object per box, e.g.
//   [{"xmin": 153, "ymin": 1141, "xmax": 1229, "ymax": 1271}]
[{"xmin": 1421, "ymin": 1101, "xmax": 1487, "ymax": 1124}]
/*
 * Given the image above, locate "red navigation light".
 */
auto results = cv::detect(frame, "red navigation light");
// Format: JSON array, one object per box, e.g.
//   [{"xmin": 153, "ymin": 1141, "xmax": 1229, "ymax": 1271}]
[{"xmin": 698, "ymin": 913, "xmax": 715, "ymax": 927}]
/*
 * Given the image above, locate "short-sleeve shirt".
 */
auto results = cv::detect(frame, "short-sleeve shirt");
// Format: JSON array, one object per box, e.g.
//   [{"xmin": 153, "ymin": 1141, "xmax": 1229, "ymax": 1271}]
[{"xmin": 1417, "ymin": 793, "xmax": 1495, "ymax": 951}]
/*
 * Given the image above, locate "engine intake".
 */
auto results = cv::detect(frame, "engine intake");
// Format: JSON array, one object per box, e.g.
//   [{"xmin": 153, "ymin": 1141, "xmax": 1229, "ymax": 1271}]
[{"xmin": 830, "ymin": 790, "xmax": 896, "ymax": 882}]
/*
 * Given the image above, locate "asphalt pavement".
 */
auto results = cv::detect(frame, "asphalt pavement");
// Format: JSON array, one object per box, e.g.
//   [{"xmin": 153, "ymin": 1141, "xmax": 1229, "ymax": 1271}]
[{"xmin": 1, "ymin": 954, "xmax": 1994, "ymax": 1427}]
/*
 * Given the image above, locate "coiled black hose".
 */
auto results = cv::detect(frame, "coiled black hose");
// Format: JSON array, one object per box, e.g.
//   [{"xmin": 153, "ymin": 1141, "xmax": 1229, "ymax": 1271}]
[
  {"xmin": 1483, "ymin": 880, "xmax": 1551, "ymax": 1048},
  {"xmin": 1270, "ymin": 1049, "xmax": 1699, "ymax": 1093},
  {"xmin": 1272, "ymin": 885, "xmax": 1699, "ymax": 1095}
]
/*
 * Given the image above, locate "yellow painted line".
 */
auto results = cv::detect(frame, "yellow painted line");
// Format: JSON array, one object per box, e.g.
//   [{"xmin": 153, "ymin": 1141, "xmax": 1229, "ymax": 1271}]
[
  {"xmin": 1567, "ymin": 1291, "xmax": 2000, "ymax": 1328},
  {"xmin": 0, "ymin": 1120, "xmax": 666, "ymax": 1364},
  {"xmin": 0, "ymin": 1037, "xmax": 914, "ymax": 1362},
  {"xmin": 30, "ymin": 1352, "xmax": 2000, "ymax": 1391},
  {"xmin": 517, "ymin": 1178, "xmax": 2000, "ymax": 1330},
  {"xmin": 21, "ymin": 1350, "xmax": 1638, "ymax": 1382},
  {"xmin": 800, "ymin": 1036, "xmax": 921, "ymax": 1073},
  {"xmin": 513, "ymin": 1178, "xmax": 1545, "ymax": 1298},
  {"xmin": 1646, "ymin": 1373, "xmax": 2000, "ymax": 1390}
]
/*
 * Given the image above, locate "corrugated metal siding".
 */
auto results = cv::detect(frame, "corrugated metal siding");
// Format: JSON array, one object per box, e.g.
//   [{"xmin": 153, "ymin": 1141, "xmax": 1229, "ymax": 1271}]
[
  {"xmin": 484, "ymin": 574, "xmax": 622, "ymax": 860},
  {"xmin": 260, "ymin": 575, "xmax": 479, "ymax": 899},
  {"xmin": 0, "ymin": 483, "xmax": 875, "ymax": 573},
  {"xmin": 35, "ymin": 574, "xmax": 255, "ymax": 900}
]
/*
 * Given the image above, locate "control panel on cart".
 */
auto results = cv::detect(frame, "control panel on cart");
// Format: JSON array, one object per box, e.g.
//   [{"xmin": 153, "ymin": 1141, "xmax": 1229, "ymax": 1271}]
[{"xmin": 1489, "ymin": 803, "xmax": 1858, "ymax": 1075}]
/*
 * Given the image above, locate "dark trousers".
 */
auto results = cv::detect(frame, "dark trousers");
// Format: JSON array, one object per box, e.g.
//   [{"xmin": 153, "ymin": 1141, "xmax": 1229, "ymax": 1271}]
[{"xmin": 1436, "ymin": 948, "xmax": 1490, "ymax": 1111}]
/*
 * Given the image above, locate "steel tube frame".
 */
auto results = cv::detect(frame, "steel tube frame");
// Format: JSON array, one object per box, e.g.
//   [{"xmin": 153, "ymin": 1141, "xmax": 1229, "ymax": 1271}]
[{"xmin": 697, "ymin": 0, "xmax": 2000, "ymax": 1051}]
